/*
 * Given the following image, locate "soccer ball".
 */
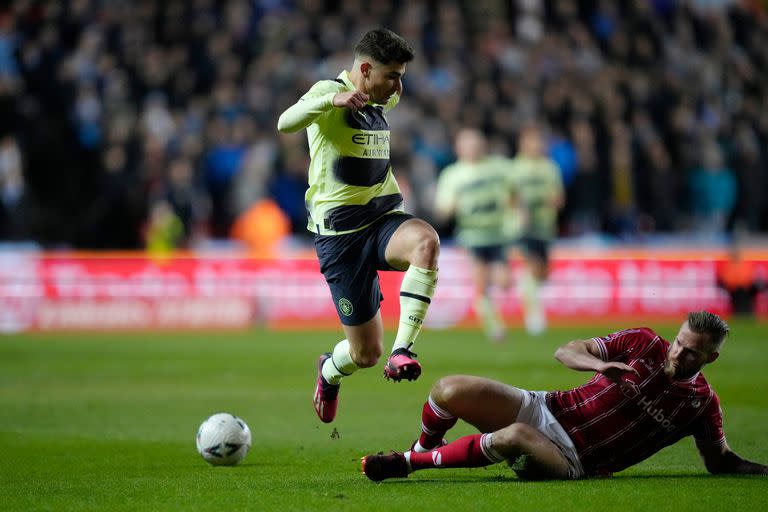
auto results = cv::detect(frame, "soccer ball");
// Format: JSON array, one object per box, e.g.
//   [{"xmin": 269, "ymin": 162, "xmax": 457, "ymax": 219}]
[{"xmin": 196, "ymin": 413, "xmax": 252, "ymax": 466}]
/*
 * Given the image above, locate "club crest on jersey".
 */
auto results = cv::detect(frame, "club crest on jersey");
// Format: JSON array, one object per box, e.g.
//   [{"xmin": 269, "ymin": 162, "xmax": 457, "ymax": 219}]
[
  {"xmin": 338, "ymin": 298, "xmax": 354, "ymax": 317},
  {"xmin": 619, "ymin": 381, "xmax": 640, "ymax": 398},
  {"xmin": 691, "ymin": 399, "xmax": 701, "ymax": 409},
  {"xmin": 638, "ymin": 359, "xmax": 654, "ymax": 372}
]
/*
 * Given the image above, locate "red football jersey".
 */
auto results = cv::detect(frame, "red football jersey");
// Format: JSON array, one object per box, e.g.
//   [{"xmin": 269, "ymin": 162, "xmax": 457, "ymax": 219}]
[{"xmin": 546, "ymin": 327, "xmax": 726, "ymax": 475}]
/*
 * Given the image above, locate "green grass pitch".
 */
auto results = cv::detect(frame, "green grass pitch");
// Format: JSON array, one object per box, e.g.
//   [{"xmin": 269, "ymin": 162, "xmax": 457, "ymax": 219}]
[{"xmin": 1, "ymin": 320, "xmax": 767, "ymax": 511}]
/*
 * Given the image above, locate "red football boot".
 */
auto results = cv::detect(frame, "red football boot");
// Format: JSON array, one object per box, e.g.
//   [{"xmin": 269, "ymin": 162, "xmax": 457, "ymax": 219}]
[
  {"xmin": 383, "ymin": 345, "xmax": 422, "ymax": 382},
  {"xmin": 313, "ymin": 353, "xmax": 340, "ymax": 423}
]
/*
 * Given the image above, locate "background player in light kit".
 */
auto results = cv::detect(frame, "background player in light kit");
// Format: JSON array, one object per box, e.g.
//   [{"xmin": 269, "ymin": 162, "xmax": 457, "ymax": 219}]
[
  {"xmin": 435, "ymin": 129, "xmax": 518, "ymax": 342},
  {"xmin": 508, "ymin": 124, "xmax": 564, "ymax": 335}
]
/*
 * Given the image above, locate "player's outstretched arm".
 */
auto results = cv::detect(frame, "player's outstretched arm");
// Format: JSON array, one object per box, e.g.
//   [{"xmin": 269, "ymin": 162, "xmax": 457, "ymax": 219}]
[
  {"xmin": 277, "ymin": 92, "xmax": 336, "ymax": 133},
  {"xmin": 277, "ymin": 90, "xmax": 370, "ymax": 133},
  {"xmin": 554, "ymin": 339, "xmax": 639, "ymax": 382},
  {"xmin": 699, "ymin": 442, "xmax": 768, "ymax": 475}
]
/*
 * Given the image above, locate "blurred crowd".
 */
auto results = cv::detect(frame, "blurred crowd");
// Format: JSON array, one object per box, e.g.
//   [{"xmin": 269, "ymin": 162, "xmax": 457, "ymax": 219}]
[{"xmin": 0, "ymin": 0, "xmax": 767, "ymax": 250}]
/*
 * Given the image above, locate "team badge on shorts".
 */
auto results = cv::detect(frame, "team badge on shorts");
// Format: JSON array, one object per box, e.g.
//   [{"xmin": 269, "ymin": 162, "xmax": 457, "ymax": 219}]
[{"xmin": 338, "ymin": 298, "xmax": 354, "ymax": 317}]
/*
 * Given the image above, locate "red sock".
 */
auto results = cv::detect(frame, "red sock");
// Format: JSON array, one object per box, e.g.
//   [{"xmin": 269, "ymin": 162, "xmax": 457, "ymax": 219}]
[
  {"xmin": 408, "ymin": 434, "xmax": 501, "ymax": 470},
  {"xmin": 418, "ymin": 398, "xmax": 458, "ymax": 450}
]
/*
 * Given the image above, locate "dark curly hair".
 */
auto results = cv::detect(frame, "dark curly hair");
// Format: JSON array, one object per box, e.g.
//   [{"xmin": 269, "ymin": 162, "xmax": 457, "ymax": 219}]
[{"xmin": 354, "ymin": 28, "xmax": 414, "ymax": 65}]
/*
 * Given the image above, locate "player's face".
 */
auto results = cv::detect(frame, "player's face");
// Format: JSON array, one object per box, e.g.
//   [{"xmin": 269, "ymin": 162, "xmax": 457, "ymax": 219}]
[
  {"xmin": 455, "ymin": 129, "xmax": 486, "ymax": 162},
  {"xmin": 365, "ymin": 61, "xmax": 405, "ymax": 104},
  {"xmin": 664, "ymin": 322, "xmax": 717, "ymax": 379},
  {"xmin": 520, "ymin": 130, "xmax": 544, "ymax": 157}
]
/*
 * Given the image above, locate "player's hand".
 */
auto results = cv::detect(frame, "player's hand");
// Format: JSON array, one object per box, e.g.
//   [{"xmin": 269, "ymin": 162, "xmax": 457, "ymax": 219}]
[
  {"xmin": 599, "ymin": 362, "xmax": 639, "ymax": 384},
  {"xmin": 333, "ymin": 90, "xmax": 369, "ymax": 110}
]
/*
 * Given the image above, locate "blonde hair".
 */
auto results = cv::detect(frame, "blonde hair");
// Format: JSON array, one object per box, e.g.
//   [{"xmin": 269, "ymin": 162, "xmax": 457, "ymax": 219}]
[{"xmin": 687, "ymin": 311, "xmax": 729, "ymax": 351}]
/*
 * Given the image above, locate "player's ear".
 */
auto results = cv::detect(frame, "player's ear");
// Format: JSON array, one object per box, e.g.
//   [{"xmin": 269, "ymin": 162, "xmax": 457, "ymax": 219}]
[
  {"xmin": 706, "ymin": 351, "xmax": 719, "ymax": 364},
  {"xmin": 360, "ymin": 61, "xmax": 372, "ymax": 77}
]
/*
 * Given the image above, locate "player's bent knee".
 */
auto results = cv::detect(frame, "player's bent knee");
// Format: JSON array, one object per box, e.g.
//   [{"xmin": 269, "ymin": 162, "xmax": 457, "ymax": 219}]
[
  {"xmin": 494, "ymin": 423, "xmax": 538, "ymax": 451},
  {"xmin": 430, "ymin": 376, "xmax": 464, "ymax": 406},
  {"xmin": 530, "ymin": 262, "xmax": 548, "ymax": 281},
  {"xmin": 350, "ymin": 347, "xmax": 382, "ymax": 368},
  {"xmin": 413, "ymin": 232, "xmax": 440, "ymax": 261},
  {"xmin": 412, "ymin": 244, "xmax": 438, "ymax": 270}
]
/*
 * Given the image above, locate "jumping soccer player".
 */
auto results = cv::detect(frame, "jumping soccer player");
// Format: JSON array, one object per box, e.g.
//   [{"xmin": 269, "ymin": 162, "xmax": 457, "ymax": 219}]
[
  {"xmin": 277, "ymin": 28, "xmax": 439, "ymax": 423},
  {"xmin": 362, "ymin": 311, "xmax": 768, "ymax": 480}
]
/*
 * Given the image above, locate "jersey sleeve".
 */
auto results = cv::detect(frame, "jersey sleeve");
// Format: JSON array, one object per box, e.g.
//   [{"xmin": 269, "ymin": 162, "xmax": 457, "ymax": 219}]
[
  {"xmin": 545, "ymin": 160, "xmax": 565, "ymax": 201},
  {"xmin": 502, "ymin": 158, "xmax": 521, "ymax": 202},
  {"xmin": 277, "ymin": 80, "xmax": 341, "ymax": 133},
  {"xmin": 692, "ymin": 392, "xmax": 727, "ymax": 448},
  {"xmin": 434, "ymin": 166, "xmax": 458, "ymax": 216},
  {"xmin": 592, "ymin": 327, "xmax": 657, "ymax": 362}
]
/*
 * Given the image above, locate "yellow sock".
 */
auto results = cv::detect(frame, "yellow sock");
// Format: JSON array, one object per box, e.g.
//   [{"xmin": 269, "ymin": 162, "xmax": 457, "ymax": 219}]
[
  {"xmin": 392, "ymin": 265, "xmax": 438, "ymax": 352},
  {"xmin": 475, "ymin": 295, "xmax": 504, "ymax": 337},
  {"xmin": 519, "ymin": 271, "xmax": 540, "ymax": 314},
  {"xmin": 519, "ymin": 272, "xmax": 546, "ymax": 334}
]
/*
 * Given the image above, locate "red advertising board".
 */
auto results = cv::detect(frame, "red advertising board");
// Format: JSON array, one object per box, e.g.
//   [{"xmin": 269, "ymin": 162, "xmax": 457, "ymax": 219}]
[{"xmin": 0, "ymin": 248, "xmax": 765, "ymax": 331}]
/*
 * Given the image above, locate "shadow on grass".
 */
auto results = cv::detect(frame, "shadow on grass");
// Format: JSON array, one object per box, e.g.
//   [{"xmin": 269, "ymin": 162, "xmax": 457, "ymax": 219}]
[
  {"xmin": 372, "ymin": 472, "xmax": 741, "ymax": 485},
  {"xmin": 611, "ymin": 472, "xmax": 765, "ymax": 480},
  {"xmin": 190, "ymin": 462, "xmax": 276, "ymax": 469}
]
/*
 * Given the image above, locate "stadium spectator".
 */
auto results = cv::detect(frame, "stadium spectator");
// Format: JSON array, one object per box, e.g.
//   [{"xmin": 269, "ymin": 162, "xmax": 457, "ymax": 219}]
[
  {"xmin": 362, "ymin": 311, "xmax": 768, "ymax": 481},
  {"xmin": 434, "ymin": 128, "xmax": 517, "ymax": 342},
  {"xmin": 204, "ymin": 117, "xmax": 250, "ymax": 238},
  {"xmin": 277, "ymin": 28, "xmax": 440, "ymax": 423},
  {"xmin": 0, "ymin": 135, "xmax": 25, "ymax": 238},
  {"xmin": 689, "ymin": 142, "xmax": 737, "ymax": 238},
  {"xmin": 163, "ymin": 156, "xmax": 209, "ymax": 245},
  {"xmin": 268, "ymin": 145, "xmax": 310, "ymax": 236},
  {"xmin": 229, "ymin": 197, "xmax": 290, "ymax": 256},
  {"xmin": 605, "ymin": 119, "xmax": 639, "ymax": 236},
  {"xmin": 641, "ymin": 138, "xmax": 679, "ymax": 233},
  {"xmin": 730, "ymin": 119, "xmax": 765, "ymax": 232},
  {"xmin": 2, "ymin": 1, "xmax": 767, "ymax": 246},
  {"xmin": 143, "ymin": 198, "xmax": 184, "ymax": 254},
  {"xmin": 717, "ymin": 239, "xmax": 765, "ymax": 316}
]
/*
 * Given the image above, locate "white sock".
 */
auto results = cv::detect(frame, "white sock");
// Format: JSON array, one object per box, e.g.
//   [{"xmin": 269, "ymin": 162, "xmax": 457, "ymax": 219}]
[
  {"xmin": 321, "ymin": 339, "xmax": 360, "ymax": 385},
  {"xmin": 403, "ymin": 451, "xmax": 413, "ymax": 472},
  {"xmin": 480, "ymin": 433, "xmax": 506, "ymax": 463}
]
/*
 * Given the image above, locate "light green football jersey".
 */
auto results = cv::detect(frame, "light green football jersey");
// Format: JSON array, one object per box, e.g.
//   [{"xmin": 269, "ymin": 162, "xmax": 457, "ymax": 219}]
[
  {"xmin": 507, "ymin": 155, "xmax": 564, "ymax": 240},
  {"xmin": 435, "ymin": 156, "xmax": 516, "ymax": 248},
  {"xmin": 283, "ymin": 71, "xmax": 403, "ymax": 235}
]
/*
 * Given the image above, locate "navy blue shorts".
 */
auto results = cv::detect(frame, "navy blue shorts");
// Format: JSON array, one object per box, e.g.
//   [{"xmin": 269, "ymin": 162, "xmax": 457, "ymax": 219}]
[
  {"xmin": 519, "ymin": 236, "xmax": 550, "ymax": 263},
  {"xmin": 314, "ymin": 213, "xmax": 413, "ymax": 326},
  {"xmin": 467, "ymin": 244, "xmax": 508, "ymax": 263}
]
